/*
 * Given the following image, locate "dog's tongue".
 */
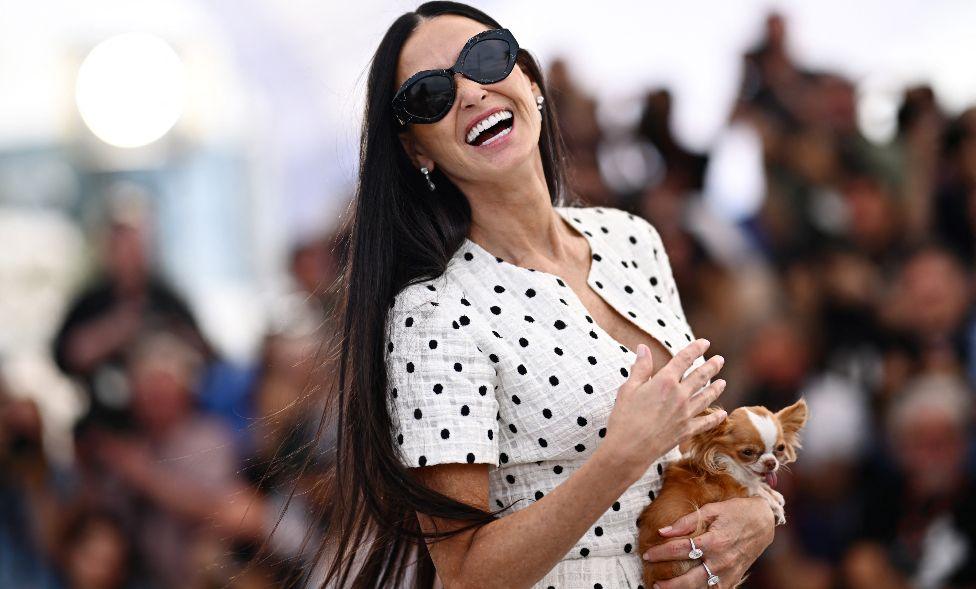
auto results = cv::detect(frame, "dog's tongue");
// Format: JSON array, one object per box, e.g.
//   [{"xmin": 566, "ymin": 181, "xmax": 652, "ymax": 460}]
[{"xmin": 765, "ymin": 472, "xmax": 778, "ymax": 487}]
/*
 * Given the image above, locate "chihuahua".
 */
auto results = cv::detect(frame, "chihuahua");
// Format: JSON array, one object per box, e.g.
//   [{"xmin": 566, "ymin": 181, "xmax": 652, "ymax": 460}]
[{"xmin": 638, "ymin": 399, "xmax": 808, "ymax": 586}]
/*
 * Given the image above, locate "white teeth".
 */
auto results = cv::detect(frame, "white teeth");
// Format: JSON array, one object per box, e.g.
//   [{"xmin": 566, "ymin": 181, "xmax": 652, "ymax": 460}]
[
  {"xmin": 480, "ymin": 125, "xmax": 511, "ymax": 146},
  {"xmin": 466, "ymin": 110, "xmax": 513, "ymax": 145}
]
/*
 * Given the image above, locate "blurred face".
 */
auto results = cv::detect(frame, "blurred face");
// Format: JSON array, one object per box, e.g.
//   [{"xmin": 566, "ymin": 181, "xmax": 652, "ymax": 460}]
[
  {"xmin": 66, "ymin": 520, "xmax": 127, "ymax": 589},
  {"xmin": 895, "ymin": 408, "xmax": 966, "ymax": 495},
  {"xmin": 899, "ymin": 251, "xmax": 969, "ymax": 335},
  {"xmin": 130, "ymin": 361, "xmax": 192, "ymax": 435},
  {"xmin": 395, "ymin": 15, "xmax": 543, "ymax": 185},
  {"xmin": 105, "ymin": 223, "xmax": 148, "ymax": 291}
]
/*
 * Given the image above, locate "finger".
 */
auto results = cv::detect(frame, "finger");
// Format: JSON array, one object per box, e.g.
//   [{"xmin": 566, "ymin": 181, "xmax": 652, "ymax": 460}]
[
  {"xmin": 654, "ymin": 559, "xmax": 711, "ymax": 589},
  {"xmin": 658, "ymin": 504, "xmax": 715, "ymax": 537},
  {"xmin": 626, "ymin": 343, "xmax": 657, "ymax": 387},
  {"xmin": 661, "ymin": 338, "xmax": 711, "ymax": 383},
  {"xmin": 643, "ymin": 531, "xmax": 717, "ymax": 562},
  {"xmin": 686, "ymin": 408, "xmax": 728, "ymax": 439},
  {"xmin": 689, "ymin": 379, "xmax": 727, "ymax": 416},
  {"xmin": 680, "ymin": 354, "xmax": 725, "ymax": 396}
]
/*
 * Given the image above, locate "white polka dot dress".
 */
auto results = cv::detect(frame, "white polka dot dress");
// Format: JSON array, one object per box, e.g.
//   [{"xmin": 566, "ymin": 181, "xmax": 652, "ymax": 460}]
[{"xmin": 385, "ymin": 206, "xmax": 706, "ymax": 588}]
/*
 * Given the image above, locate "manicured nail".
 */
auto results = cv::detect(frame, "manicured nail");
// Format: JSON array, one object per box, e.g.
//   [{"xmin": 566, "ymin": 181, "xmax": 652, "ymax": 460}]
[
  {"xmin": 637, "ymin": 344, "xmax": 647, "ymax": 358},
  {"xmin": 653, "ymin": 584, "xmax": 662, "ymax": 589},
  {"xmin": 658, "ymin": 525, "xmax": 671, "ymax": 534},
  {"xmin": 700, "ymin": 338, "xmax": 710, "ymax": 347},
  {"xmin": 643, "ymin": 551, "xmax": 651, "ymax": 561},
  {"xmin": 715, "ymin": 355, "xmax": 725, "ymax": 366}
]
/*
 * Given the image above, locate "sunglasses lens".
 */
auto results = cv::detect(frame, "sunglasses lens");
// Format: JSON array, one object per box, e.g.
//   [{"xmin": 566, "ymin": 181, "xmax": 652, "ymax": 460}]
[
  {"xmin": 465, "ymin": 39, "xmax": 513, "ymax": 82},
  {"xmin": 403, "ymin": 74, "xmax": 453, "ymax": 120}
]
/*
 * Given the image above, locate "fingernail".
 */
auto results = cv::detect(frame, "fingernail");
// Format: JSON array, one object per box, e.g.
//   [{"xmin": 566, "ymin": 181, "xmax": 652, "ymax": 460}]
[
  {"xmin": 637, "ymin": 344, "xmax": 647, "ymax": 358},
  {"xmin": 719, "ymin": 410, "xmax": 728, "ymax": 418},
  {"xmin": 715, "ymin": 355, "xmax": 725, "ymax": 365},
  {"xmin": 700, "ymin": 338, "xmax": 710, "ymax": 347},
  {"xmin": 653, "ymin": 584, "xmax": 662, "ymax": 589},
  {"xmin": 658, "ymin": 525, "xmax": 671, "ymax": 534},
  {"xmin": 643, "ymin": 551, "xmax": 651, "ymax": 561}
]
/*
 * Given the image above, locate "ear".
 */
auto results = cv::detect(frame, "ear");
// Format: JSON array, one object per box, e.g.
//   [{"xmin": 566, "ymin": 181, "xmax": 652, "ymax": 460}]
[
  {"xmin": 397, "ymin": 131, "xmax": 434, "ymax": 173},
  {"xmin": 776, "ymin": 398, "xmax": 808, "ymax": 461},
  {"xmin": 684, "ymin": 406, "xmax": 729, "ymax": 469}
]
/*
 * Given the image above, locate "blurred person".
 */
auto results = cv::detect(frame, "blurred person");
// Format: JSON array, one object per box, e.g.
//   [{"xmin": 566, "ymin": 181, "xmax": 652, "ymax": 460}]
[
  {"xmin": 636, "ymin": 88, "xmax": 709, "ymax": 194},
  {"xmin": 79, "ymin": 329, "xmax": 241, "ymax": 588},
  {"xmin": 53, "ymin": 508, "xmax": 142, "ymax": 589},
  {"xmin": 880, "ymin": 243, "xmax": 975, "ymax": 378},
  {"xmin": 844, "ymin": 373, "xmax": 976, "ymax": 589},
  {"xmin": 896, "ymin": 85, "xmax": 947, "ymax": 241},
  {"xmin": 319, "ymin": 2, "xmax": 776, "ymax": 588},
  {"xmin": 52, "ymin": 199, "xmax": 210, "ymax": 431},
  {"xmin": 0, "ymin": 377, "xmax": 72, "ymax": 589},
  {"xmin": 737, "ymin": 12, "xmax": 808, "ymax": 128}
]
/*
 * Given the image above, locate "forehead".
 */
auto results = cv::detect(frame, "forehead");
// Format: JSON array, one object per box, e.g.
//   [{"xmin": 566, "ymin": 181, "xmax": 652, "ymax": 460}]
[
  {"xmin": 729, "ymin": 407, "xmax": 782, "ymax": 443},
  {"xmin": 396, "ymin": 15, "xmax": 491, "ymax": 88}
]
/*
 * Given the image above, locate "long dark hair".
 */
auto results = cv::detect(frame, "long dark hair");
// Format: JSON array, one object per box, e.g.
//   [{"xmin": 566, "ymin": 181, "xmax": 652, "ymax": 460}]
[{"xmin": 310, "ymin": 2, "xmax": 573, "ymax": 587}]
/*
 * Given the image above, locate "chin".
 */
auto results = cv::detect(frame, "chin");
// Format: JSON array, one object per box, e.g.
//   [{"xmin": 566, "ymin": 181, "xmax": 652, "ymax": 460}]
[{"xmin": 637, "ymin": 399, "xmax": 808, "ymax": 587}]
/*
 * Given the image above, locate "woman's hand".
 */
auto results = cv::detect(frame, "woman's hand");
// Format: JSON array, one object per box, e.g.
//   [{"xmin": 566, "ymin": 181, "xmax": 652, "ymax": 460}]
[
  {"xmin": 642, "ymin": 496, "xmax": 776, "ymax": 588},
  {"xmin": 601, "ymin": 338, "xmax": 728, "ymax": 482}
]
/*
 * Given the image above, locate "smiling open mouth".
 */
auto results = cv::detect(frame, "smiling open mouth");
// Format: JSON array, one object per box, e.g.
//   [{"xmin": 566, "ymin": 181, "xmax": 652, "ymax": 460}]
[{"xmin": 467, "ymin": 110, "xmax": 514, "ymax": 146}]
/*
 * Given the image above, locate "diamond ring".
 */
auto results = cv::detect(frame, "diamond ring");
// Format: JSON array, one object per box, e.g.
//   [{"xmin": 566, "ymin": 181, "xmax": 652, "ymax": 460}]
[
  {"xmin": 688, "ymin": 536, "xmax": 703, "ymax": 560},
  {"xmin": 702, "ymin": 560, "xmax": 720, "ymax": 586}
]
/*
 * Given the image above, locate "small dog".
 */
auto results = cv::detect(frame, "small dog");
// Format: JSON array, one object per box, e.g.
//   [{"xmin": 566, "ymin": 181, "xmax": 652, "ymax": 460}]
[{"xmin": 638, "ymin": 399, "xmax": 808, "ymax": 586}]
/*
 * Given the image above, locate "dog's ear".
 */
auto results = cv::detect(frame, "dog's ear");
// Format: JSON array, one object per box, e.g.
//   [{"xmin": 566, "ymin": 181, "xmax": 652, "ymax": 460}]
[
  {"xmin": 776, "ymin": 398, "xmax": 808, "ymax": 462},
  {"xmin": 684, "ymin": 406, "xmax": 730, "ymax": 469}
]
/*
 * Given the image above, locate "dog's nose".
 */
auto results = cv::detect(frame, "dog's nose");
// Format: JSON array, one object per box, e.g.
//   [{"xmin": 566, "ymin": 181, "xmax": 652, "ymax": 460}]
[{"xmin": 763, "ymin": 458, "xmax": 777, "ymax": 470}]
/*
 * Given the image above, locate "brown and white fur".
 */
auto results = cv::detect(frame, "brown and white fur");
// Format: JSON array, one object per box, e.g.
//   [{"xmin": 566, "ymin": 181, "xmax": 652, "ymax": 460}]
[{"xmin": 638, "ymin": 399, "xmax": 808, "ymax": 586}]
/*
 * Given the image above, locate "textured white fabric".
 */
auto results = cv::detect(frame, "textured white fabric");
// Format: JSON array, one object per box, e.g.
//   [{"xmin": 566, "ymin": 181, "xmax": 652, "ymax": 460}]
[{"xmin": 385, "ymin": 205, "xmax": 705, "ymax": 588}]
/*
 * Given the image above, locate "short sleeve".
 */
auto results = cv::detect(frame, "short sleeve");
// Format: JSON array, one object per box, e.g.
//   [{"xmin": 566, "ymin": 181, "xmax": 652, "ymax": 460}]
[{"xmin": 385, "ymin": 284, "xmax": 500, "ymax": 469}]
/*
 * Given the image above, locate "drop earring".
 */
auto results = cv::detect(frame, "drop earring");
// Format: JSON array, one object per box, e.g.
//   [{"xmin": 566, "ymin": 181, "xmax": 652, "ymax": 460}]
[
  {"xmin": 420, "ymin": 166, "xmax": 436, "ymax": 191},
  {"xmin": 536, "ymin": 95, "xmax": 545, "ymax": 111}
]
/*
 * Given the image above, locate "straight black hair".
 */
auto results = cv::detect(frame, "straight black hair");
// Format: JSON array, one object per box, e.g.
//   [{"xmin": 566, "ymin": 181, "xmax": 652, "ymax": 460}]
[{"xmin": 293, "ymin": 2, "xmax": 575, "ymax": 587}]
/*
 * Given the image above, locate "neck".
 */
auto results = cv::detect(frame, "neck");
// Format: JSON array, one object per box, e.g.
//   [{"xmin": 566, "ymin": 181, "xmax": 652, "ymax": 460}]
[{"xmin": 454, "ymin": 151, "xmax": 577, "ymax": 268}]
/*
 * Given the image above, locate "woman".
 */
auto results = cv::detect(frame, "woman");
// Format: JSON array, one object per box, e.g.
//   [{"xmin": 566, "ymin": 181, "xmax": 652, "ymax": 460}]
[{"xmin": 319, "ymin": 2, "xmax": 776, "ymax": 587}]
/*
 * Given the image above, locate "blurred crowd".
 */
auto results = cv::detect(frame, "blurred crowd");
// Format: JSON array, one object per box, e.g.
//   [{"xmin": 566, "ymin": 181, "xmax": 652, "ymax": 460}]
[{"xmin": 2, "ymin": 11, "xmax": 976, "ymax": 589}]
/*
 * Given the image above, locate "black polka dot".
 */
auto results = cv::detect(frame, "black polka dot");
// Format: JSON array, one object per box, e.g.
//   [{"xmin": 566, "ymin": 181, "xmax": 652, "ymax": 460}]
[
  {"xmin": 657, "ymin": 319, "xmax": 666, "ymax": 327},
  {"xmin": 487, "ymin": 429, "xmax": 493, "ymax": 440},
  {"xmin": 509, "ymin": 424, "xmax": 518, "ymax": 433},
  {"xmin": 554, "ymin": 320, "xmax": 566, "ymax": 329},
  {"xmin": 479, "ymin": 385, "xmax": 488, "ymax": 396},
  {"xmin": 575, "ymin": 444, "xmax": 586, "ymax": 452},
  {"xmin": 460, "ymin": 405, "xmax": 470, "ymax": 416},
  {"xmin": 535, "ymin": 490, "xmax": 544, "ymax": 500},
  {"xmin": 489, "ymin": 354, "xmax": 499, "ymax": 363},
  {"xmin": 459, "ymin": 315, "xmax": 470, "ymax": 325},
  {"xmin": 428, "ymin": 339, "xmax": 438, "ymax": 349},
  {"xmin": 396, "ymin": 433, "xmax": 403, "ymax": 445},
  {"xmin": 387, "ymin": 341, "xmax": 394, "ymax": 352},
  {"xmin": 391, "ymin": 387, "xmax": 398, "ymax": 398},
  {"xmin": 554, "ymin": 347, "xmax": 563, "ymax": 355},
  {"xmin": 538, "ymin": 438, "xmax": 548, "ymax": 447},
  {"xmin": 506, "ymin": 474, "xmax": 516, "ymax": 484},
  {"xmin": 426, "ymin": 284, "xmax": 436, "ymax": 291},
  {"xmin": 519, "ymin": 337, "xmax": 529, "ymax": 347},
  {"xmin": 627, "ymin": 311, "xmax": 637, "ymax": 318},
  {"xmin": 612, "ymin": 501, "xmax": 620, "ymax": 511},
  {"xmin": 525, "ymin": 288, "xmax": 536, "ymax": 297},
  {"xmin": 553, "ymin": 465, "xmax": 563, "ymax": 474},
  {"xmin": 542, "ymin": 408, "xmax": 552, "ymax": 418},
  {"xmin": 414, "ymin": 408, "xmax": 422, "ymax": 419},
  {"xmin": 405, "ymin": 317, "xmax": 414, "ymax": 327},
  {"xmin": 511, "ymin": 395, "xmax": 521, "ymax": 405},
  {"xmin": 577, "ymin": 416, "xmax": 587, "ymax": 426},
  {"xmin": 595, "ymin": 281, "xmax": 603, "ymax": 289},
  {"xmin": 440, "ymin": 429, "xmax": 450, "ymax": 439},
  {"xmin": 490, "ymin": 305, "xmax": 501, "ymax": 315},
  {"xmin": 517, "ymin": 364, "xmax": 527, "ymax": 375},
  {"xmin": 648, "ymin": 489, "xmax": 655, "ymax": 500},
  {"xmin": 494, "ymin": 285, "xmax": 505, "ymax": 293},
  {"xmin": 592, "ymin": 253, "xmax": 602, "ymax": 261},
  {"xmin": 432, "ymin": 383, "xmax": 443, "ymax": 394},
  {"xmin": 650, "ymin": 276, "xmax": 658, "ymax": 286},
  {"xmin": 594, "ymin": 526, "xmax": 603, "ymax": 536},
  {"xmin": 464, "ymin": 252, "xmax": 474, "ymax": 261},
  {"xmin": 589, "ymin": 331, "xmax": 598, "ymax": 339},
  {"xmin": 419, "ymin": 455, "xmax": 427, "ymax": 466},
  {"xmin": 629, "ymin": 235, "xmax": 637, "ymax": 244},
  {"xmin": 461, "ymin": 297, "xmax": 470, "ymax": 306},
  {"xmin": 549, "ymin": 375, "xmax": 559, "ymax": 386},
  {"xmin": 500, "ymin": 453, "xmax": 509, "ymax": 463},
  {"xmin": 580, "ymin": 548, "xmax": 590, "ymax": 557},
  {"xmin": 466, "ymin": 453, "xmax": 475, "ymax": 463},
  {"xmin": 583, "ymin": 384, "xmax": 594, "ymax": 394},
  {"xmin": 524, "ymin": 315, "xmax": 535, "ymax": 322},
  {"xmin": 598, "ymin": 428, "xmax": 606, "ymax": 438},
  {"xmin": 587, "ymin": 356, "xmax": 597, "ymax": 365},
  {"xmin": 624, "ymin": 285, "xmax": 634, "ymax": 294},
  {"xmin": 620, "ymin": 367, "xmax": 629, "ymax": 377},
  {"xmin": 556, "ymin": 278, "xmax": 566, "ymax": 287},
  {"xmin": 453, "ymin": 362, "xmax": 462, "ymax": 372},
  {"xmin": 406, "ymin": 362, "xmax": 414, "ymax": 373},
  {"xmin": 624, "ymin": 543, "xmax": 632, "ymax": 553},
  {"xmin": 657, "ymin": 463, "xmax": 664, "ymax": 476}
]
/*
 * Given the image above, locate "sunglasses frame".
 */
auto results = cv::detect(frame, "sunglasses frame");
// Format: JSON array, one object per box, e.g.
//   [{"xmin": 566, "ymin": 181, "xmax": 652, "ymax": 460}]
[{"xmin": 392, "ymin": 28, "xmax": 520, "ymax": 128}]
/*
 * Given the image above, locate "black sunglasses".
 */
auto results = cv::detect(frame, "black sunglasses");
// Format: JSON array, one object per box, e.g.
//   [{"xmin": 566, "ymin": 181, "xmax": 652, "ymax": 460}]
[{"xmin": 392, "ymin": 28, "xmax": 520, "ymax": 127}]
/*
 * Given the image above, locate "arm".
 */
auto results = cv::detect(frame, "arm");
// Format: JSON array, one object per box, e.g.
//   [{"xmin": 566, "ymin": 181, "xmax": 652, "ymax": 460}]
[{"xmin": 412, "ymin": 443, "xmax": 645, "ymax": 589}]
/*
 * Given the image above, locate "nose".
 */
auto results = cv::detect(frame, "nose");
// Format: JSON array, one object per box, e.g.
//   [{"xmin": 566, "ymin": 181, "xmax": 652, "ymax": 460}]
[
  {"xmin": 763, "ymin": 458, "xmax": 777, "ymax": 471},
  {"xmin": 456, "ymin": 75, "xmax": 488, "ymax": 110}
]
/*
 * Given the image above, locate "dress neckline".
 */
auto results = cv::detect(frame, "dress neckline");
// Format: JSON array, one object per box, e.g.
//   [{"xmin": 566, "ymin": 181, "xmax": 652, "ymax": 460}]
[{"xmin": 461, "ymin": 206, "xmax": 677, "ymax": 360}]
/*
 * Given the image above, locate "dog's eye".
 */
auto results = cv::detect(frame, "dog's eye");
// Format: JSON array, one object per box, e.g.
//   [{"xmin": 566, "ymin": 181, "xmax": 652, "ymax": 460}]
[
  {"xmin": 776, "ymin": 444, "xmax": 785, "ymax": 452},
  {"xmin": 741, "ymin": 449, "xmax": 754, "ymax": 457}
]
